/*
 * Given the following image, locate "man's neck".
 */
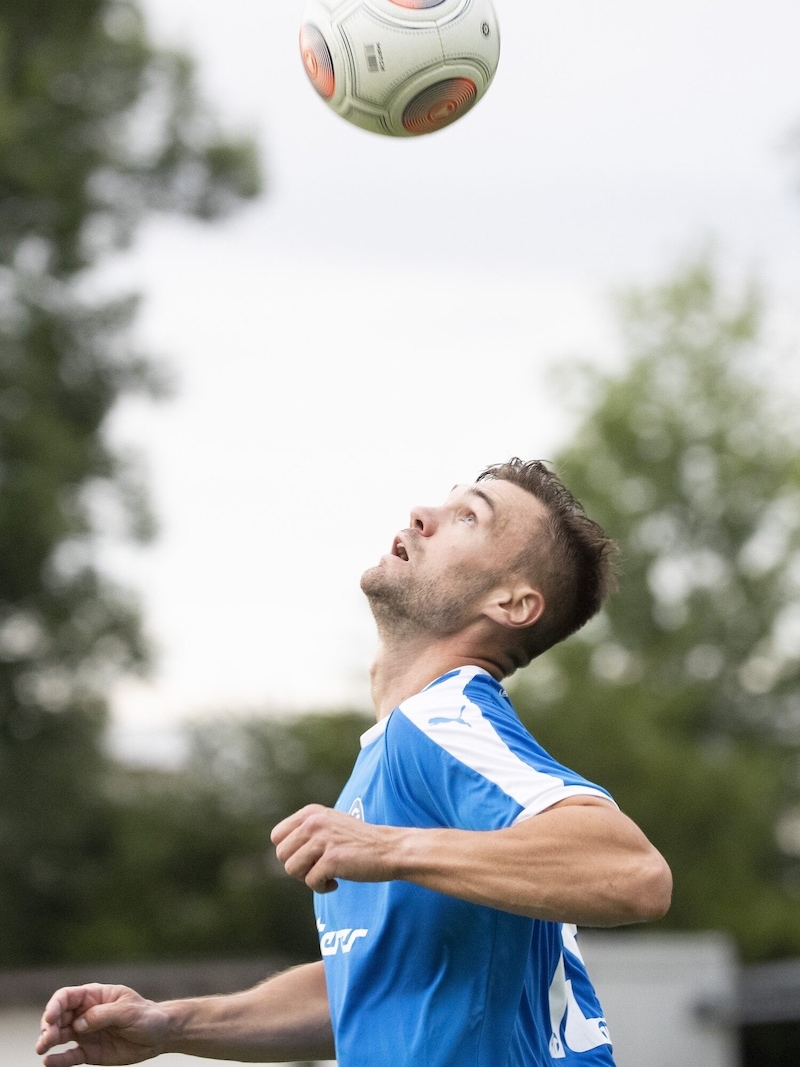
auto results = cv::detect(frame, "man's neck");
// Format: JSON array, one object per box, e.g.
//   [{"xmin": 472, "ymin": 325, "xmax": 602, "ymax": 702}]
[{"xmin": 368, "ymin": 633, "xmax": 505, "ymax": 720}]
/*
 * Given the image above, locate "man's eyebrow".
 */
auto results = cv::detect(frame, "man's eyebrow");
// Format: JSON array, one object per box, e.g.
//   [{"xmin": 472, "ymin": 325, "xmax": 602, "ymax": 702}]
[
  {"xmin": 466, "ymin": 486, "xmax": 497, "ymax": 515},
  {"xmin": 449, "ymin": 483, "xmax": 497, "ymax": 516}
]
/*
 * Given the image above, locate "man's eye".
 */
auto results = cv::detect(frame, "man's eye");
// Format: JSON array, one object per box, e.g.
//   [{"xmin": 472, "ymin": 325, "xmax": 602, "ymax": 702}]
[{"xmin": 461, "ymin": 512, "xmax": 476, "ymax": 524}]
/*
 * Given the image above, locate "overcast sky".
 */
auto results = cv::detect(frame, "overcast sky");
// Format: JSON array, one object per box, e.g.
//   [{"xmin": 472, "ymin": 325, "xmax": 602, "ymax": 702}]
[{"xmin": 101, "ymin": 0, "xmax": 800, "ymax": 761}]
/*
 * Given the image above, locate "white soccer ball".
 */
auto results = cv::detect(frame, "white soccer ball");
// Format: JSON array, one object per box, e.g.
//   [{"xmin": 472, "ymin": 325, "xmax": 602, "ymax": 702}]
[{"xmin": 299, "ymin": 0, "xmax": 500, "ymax": 137}]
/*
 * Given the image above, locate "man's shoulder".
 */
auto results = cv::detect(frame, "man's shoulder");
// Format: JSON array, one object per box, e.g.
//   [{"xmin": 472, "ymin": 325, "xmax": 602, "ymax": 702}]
[{"xmin": 392, "ymin": 667, "xmax": 615, "ymax": 816}]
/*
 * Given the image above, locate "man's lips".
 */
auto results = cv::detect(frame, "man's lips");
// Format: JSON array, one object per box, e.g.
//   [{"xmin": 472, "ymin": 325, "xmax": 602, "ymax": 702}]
[{"xmin": 391, "ymin": 534, "xmax": 410, "ymax": 561}]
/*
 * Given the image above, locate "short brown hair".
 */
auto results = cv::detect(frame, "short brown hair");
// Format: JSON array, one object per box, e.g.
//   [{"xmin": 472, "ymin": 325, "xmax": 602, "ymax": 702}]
[{"xmin": 477, "ymin": 458, "xmax": 618, "ymax": 665}]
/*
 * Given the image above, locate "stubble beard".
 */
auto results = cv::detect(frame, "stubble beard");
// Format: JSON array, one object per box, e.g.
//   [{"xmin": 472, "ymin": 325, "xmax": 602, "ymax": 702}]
[{"xmin": 360, "ymin": 560, "xmax": 500, "ymax": 642}]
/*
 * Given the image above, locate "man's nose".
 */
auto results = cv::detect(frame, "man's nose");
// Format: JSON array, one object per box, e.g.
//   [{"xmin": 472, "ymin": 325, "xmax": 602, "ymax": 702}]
[{"xmin": 409, "ymin": 505, "xmax": 438, "ymax": 536}]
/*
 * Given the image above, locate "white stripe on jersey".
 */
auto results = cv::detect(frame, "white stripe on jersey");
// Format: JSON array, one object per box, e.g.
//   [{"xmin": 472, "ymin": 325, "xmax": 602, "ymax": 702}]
[{"xmin": 397, "ymin": 668, "xmax": 613, "ymax": 821}]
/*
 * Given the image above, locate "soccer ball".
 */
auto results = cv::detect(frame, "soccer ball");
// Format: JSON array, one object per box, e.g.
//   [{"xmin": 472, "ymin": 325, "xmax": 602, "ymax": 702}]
[{"xmin": 299, "ymin": 0, "xmax": 500, "ymax": 137}]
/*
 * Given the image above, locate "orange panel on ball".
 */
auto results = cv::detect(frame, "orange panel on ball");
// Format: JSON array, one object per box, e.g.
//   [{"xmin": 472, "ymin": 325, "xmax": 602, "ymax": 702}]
[
  {"xmin": 402, "ymin": 78, "xmax": 477, "ymax": 134},
  {"xmin": 388, "ymin": 0, "xmax": 447, "ymax": 7},
  {"xmin": 299, "ymin": 23, "xmax": 336, "ymax": 99}
]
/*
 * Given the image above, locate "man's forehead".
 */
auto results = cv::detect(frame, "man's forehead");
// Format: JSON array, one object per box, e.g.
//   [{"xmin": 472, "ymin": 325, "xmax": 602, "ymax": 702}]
[
  {"xmin": 448, "ymin": 483, "xmax": 497, "ymax": 511},
  {"xmin": 448, "ymin": 480, "xmax": 546, "ymax": 523}
]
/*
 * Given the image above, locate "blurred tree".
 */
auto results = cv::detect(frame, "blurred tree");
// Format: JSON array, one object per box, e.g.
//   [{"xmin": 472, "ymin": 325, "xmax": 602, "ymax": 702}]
[
  {"xmin": 512, "ymin": 256, "xmax": 800, "ymax": 962},
  {"xmin": 57, "ymin": 712, "xmax": 370, "ymax": 964},
  {"xmin": 0, "ymin": 0, "xmax": 260, "ymax": 964}
]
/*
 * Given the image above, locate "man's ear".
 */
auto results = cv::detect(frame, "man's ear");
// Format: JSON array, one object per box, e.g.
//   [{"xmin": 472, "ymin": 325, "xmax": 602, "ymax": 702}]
[{"xmin": 483, "ymin": 585, "xmax": 545, "ymax": 630}]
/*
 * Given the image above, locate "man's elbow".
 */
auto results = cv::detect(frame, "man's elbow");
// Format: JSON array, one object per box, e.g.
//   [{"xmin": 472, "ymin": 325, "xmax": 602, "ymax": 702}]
[{"xmin": 630, "ymin": 848, "xmax": 672, "ymax": 923}]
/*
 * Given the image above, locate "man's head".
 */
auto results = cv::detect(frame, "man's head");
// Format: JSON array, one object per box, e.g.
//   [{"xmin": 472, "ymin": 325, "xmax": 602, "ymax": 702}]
[
  {"xmin": 360, "ymin": 458, "xmax": 617, "ymax": 672},
  {"xmin": 475, "ymin": 458, "xmax": 618, "ymax": 665}
]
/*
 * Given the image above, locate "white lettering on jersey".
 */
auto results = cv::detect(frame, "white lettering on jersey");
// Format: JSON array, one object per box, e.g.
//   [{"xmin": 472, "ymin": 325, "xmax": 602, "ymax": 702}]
[
  {"xmin": 547, "ymin": 928, "xmax": 612, "ymax": 1058},
  {"xmin": 316, "ymin": 919, "xmax": 369, "ymax": 956},
  {"xmin": 349, "ymin": 797, "xmax": 365, "ymax": 820},
  {"xmin": 548, "ymin": 954, "xmax": 568, "ymax": 1059},
  {"xmin": 562, "ymin": 923, "xmax": 584, "ymax": 962}
]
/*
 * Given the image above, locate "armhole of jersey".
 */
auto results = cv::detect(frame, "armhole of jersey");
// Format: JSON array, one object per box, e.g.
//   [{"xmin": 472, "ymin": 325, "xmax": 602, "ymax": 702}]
[{"xmin": 512, "ymin": 787, "xmax": 619, "ymax": 824}]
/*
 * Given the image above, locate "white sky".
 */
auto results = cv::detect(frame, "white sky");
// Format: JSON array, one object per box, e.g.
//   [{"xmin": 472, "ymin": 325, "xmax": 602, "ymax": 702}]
[{"xmin": 101, "ymin": 0, "xmax": 800, "ymax": 761}]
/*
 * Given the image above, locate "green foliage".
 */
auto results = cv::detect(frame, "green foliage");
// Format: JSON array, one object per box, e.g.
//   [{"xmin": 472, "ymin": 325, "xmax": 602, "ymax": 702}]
[
  {"xmin": 0, "ymin": 0, "xmax": 260, "ymax": 274},
  {"xmin": 0, "ymin": 0, "xmax": 261, "ymax": 965},
  {"xmin": 512, "ymin": 256, "xmax": 800, "ymax": 961},
  {"xmin": 56, "ymin": 712, "xmax": 371, "ymax": 964}
]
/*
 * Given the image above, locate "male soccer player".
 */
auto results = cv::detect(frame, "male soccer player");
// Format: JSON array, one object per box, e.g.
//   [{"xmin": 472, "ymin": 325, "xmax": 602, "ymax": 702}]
[{"xmin": 37, "ymin": 459, "xmax": 672, "ymax": 1067}]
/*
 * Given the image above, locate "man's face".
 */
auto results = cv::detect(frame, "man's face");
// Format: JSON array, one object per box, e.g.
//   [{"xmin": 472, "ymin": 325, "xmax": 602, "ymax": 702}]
[{"xmin": 360, "ymin": 479, "xmax": 545, "ymax": 638}]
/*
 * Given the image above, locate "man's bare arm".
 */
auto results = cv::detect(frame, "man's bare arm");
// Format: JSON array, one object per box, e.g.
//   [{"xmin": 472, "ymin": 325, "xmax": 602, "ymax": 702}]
[
  {"xmin": 388, "ymin": 797, "xmax": 672, "ymax": 925},
  {"xmin": 162, "ymin": 962, "xmax": 333, "ymax": 1062},
  {"xmin": 36, "ymin": 962, "xmax": 333, "ymax": 1067},
  {"xmin": 272, "ymin": 798, "xmax": 672, "ymax": 927}
]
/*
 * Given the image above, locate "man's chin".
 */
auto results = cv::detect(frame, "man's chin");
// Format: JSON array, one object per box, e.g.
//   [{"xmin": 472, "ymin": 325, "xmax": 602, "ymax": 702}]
[
  {"xmin": 359, "ymin": 565, "xmax": 381, "ymax": 595},
  {"xmin": 360, "ymin": 558, "xmax": 398, "ymax": 592},
  {"xmin": 360, "ymin": 566, "xmax": 408, "ymax": 621}
]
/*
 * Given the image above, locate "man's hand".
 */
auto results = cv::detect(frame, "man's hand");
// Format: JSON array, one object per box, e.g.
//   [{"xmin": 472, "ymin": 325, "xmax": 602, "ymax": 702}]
[
  {"xmin": 271, "ymin": 804, "xmax": 400, "ymax": 893},
  {"xmin": 36, "ymin": 984, "xmax": 168, "ymax": 1067}
]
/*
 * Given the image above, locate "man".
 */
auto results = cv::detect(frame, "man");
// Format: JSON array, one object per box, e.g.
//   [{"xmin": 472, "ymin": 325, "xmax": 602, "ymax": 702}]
[{"xmin": 37, "ymin": 458, "xmax": 672, "ymax": 1067}]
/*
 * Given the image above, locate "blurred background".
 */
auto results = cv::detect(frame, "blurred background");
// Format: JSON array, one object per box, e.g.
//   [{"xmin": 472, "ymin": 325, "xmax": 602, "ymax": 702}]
[{"xmin": 1, "ymin": 0, "xmax": 800, "ymax": 1064}]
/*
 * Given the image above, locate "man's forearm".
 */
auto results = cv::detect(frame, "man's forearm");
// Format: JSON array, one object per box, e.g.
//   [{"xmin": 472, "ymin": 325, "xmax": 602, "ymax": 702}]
[
  {"xmin": 391, "ymin": 800, "xmax": 672, "ymax": 927},
  {"xmin": 272, "ymin": 799, "xmax": 672, "ymax": 927},
  {"xmin": 163, "ymin": 962, "xmax": 334, "ymax": 1062}
]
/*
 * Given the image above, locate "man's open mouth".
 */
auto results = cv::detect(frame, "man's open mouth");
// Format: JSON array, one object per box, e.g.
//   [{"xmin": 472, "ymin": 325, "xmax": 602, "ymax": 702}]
[{"xmin": 393, "ymin": 537, "xmax": 409, "ymax": 561}]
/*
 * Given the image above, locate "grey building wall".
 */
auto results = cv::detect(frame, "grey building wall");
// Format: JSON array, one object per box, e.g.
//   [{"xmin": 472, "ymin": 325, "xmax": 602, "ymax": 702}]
[{"xmin": 580, "ymin": 930, "xmax": 740, "ymax": 1067}]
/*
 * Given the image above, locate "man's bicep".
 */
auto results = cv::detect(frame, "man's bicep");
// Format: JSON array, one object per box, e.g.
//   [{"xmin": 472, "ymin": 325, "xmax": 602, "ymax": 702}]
[
  {"xmin": 542, "ymin": 794, "xmax": 620, "ymax": 812},
  {"xmin": 511, "ymin": 794, "xmax": 653, "ymax": 855}
]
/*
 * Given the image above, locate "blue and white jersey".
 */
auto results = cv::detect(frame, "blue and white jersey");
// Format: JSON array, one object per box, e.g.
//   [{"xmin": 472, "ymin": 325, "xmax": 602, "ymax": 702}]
[{"xmin": 315, "ymin": 666, "xmax": 616, "ymax": 1067}]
